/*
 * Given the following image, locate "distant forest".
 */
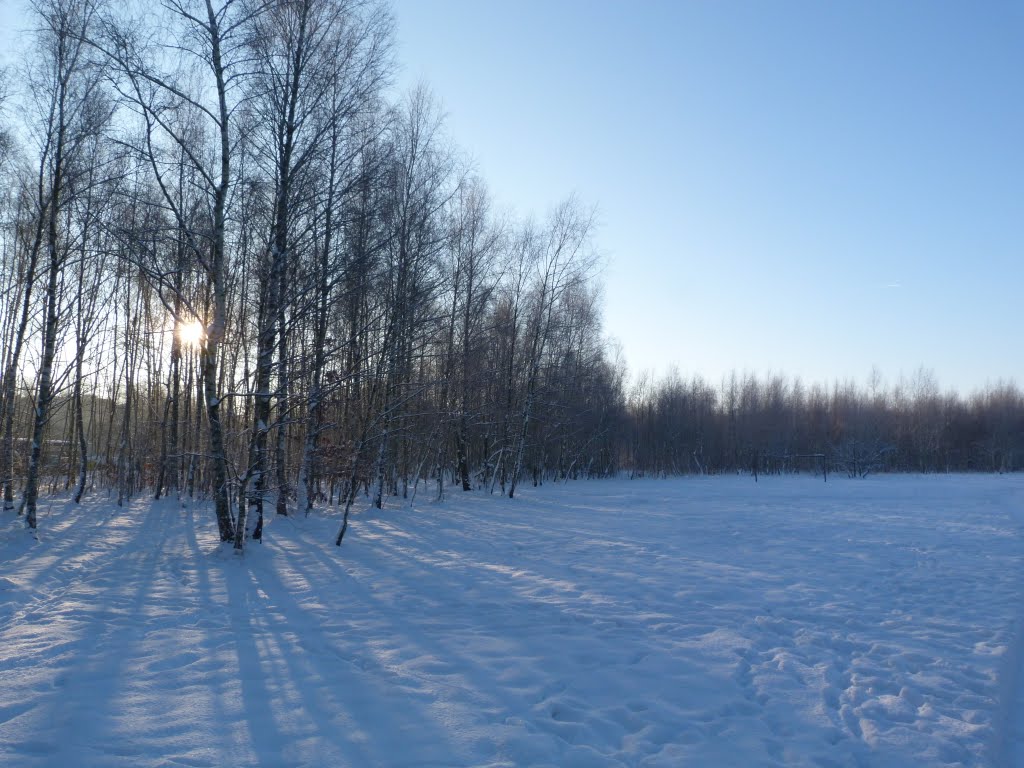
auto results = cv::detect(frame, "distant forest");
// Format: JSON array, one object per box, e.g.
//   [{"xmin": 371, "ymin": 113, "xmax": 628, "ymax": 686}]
[{"xmin": 1, "ymin": 0, "xmax": 1021, "ymax": 545}]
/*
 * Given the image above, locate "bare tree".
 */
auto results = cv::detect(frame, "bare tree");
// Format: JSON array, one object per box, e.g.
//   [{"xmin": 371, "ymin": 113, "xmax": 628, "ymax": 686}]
[
  {"xmin": 236, "ymin": 0, "xmax": 392, "ymax": 546},
  {"xmin": 101, "ymin": 0, "xmax": 263, "ymax": 541},
  {"xmin": 21, "ymin": 0, "xmax": 111, "ymax": 529},
  {"xmin": 508, "ymin": 197, "xmax": 595, "ymax": 498},
  {"xmin": 442, "ymin": 177, "xmax": 502, "ymax": 493}
]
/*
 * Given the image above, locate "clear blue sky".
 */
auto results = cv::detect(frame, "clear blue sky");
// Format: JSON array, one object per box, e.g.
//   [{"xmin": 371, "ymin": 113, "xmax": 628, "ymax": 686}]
[
  {"xmin": 390, "ymin": 0, "xmax": 1023, "ymax": 394},
  {"xmin": 1, "ymin": 1, "xmax": 1020, "ymax": 393}
]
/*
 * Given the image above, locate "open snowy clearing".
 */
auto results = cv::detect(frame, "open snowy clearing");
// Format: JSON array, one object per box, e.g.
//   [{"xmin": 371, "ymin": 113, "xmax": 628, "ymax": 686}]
[{"xmin": 1, "ymin": 475, "xmax": 1023, "ymax": 767}]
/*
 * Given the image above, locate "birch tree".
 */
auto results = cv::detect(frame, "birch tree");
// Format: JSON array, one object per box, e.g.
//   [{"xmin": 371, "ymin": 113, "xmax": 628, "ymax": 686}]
[
  {"xmin": 22, "ymin": 0, "xmax": 110, "ymax": 529},
  {"xmin": 236, "ymin": 0, "xmax": 392, "ymax": 546},
  {"xmin": 102, "ymin": 0, "xmax": 262, "ymax": 540},
  {"xmin": 508, "ymin": 198, "xmax": 594, "ymax": 498}
]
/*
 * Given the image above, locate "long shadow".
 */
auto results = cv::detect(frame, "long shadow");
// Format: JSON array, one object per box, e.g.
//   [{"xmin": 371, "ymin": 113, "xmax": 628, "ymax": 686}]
[
  {"xmin": 176, "ymin": 506, "xmax": 399, "ymax": 766},
  {"xmin": 334, "ymin": 497, "xmax": 732, "ymax": 733},
  {"xmin": 0, "ymin": 496, "xmax": 149, "ymax": 640},
  {"xmin": 0, "ymin": 497, "xmax": 129, "ymax": 610},
  {"xmin": 0, "ymin": 498, "xmax": 170, "ymax": 763},
  {"xmin": 271, "ymin": 516, "xmax": 610, "ymax": 727},
  {"xmin": 222, "ymin": 563, "xmax": 288, "ymax": 765},
  {"xmin": 249, "ymin": 529, "xmax": 461, "ymax": 766},
  {"xmin": 180, "ymin": 499, "xmax": 275, "ymax": 765}
]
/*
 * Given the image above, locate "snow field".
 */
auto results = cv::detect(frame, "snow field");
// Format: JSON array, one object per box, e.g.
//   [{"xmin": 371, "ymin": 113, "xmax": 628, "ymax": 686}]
[{"xmin": 0, "ymin": 474, "xmax": 1022, "ymax": 767}]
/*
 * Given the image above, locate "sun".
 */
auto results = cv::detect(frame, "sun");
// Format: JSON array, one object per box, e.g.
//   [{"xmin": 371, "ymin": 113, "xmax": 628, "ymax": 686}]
[{"xmin": 178, "ymin": 319, "xmax": 206, "ymax": 348}]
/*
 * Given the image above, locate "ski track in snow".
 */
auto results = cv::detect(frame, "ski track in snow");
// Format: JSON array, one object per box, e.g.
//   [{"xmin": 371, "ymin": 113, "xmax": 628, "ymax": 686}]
[{"xmin": 0, "ymin": 475, "xmax": 1023, "ymax": 767}]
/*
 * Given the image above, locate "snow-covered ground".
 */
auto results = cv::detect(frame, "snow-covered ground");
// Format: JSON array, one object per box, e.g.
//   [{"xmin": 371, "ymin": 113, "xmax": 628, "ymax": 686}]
[{"xmin": 1, "ymin": 474, "xmax": 1023, "ymax": 767}]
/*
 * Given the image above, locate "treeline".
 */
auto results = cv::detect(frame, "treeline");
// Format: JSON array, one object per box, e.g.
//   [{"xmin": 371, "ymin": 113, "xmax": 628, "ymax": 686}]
[
  {"xmin": 0, "ymin": 0, "xmax": 622, "ymax": 545},
  {"xmin": 0, "ymin": 1, "xmax": 1019, "ymax": 550},
  {"xmin": 627, "ymin": 369, "xmax": 1024, "ymax": 478}
]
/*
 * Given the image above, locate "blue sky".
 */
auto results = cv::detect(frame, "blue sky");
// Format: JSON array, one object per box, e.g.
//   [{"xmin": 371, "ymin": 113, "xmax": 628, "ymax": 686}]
[
  {"xmin": 390, "ymin": 0, "xmax": 1023, "ymax": 393},
  {"xmin": 1, "ymin": 1, "xmax": 1020, "ymax": 393}
]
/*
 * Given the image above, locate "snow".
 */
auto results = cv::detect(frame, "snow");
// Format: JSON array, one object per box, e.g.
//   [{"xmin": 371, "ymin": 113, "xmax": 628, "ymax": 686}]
[{"xmin": 1, "ymin": 474, "xmax": 1023, "ymax": 767}]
